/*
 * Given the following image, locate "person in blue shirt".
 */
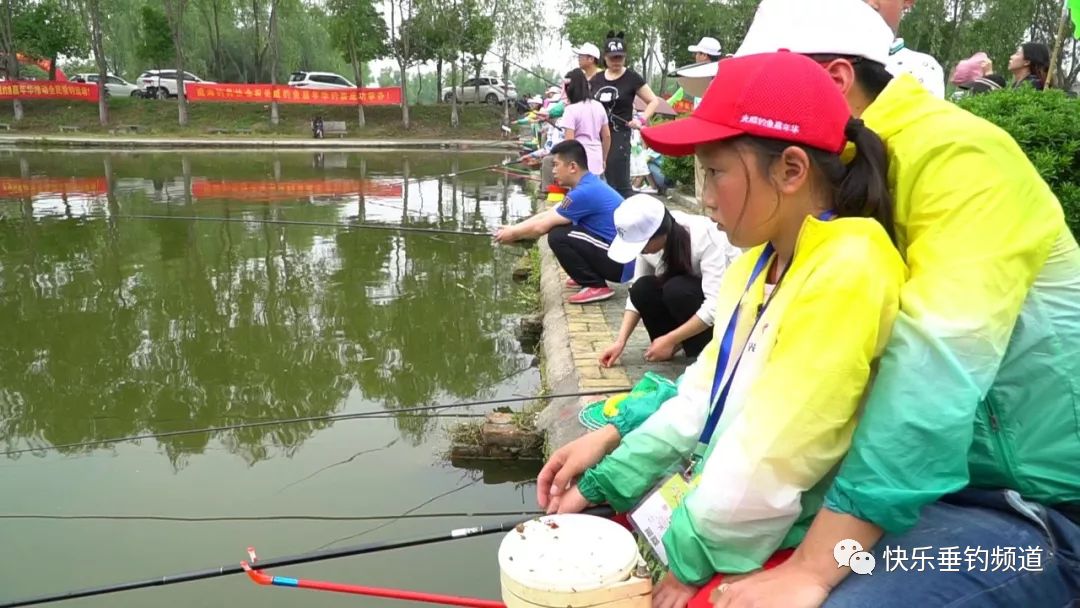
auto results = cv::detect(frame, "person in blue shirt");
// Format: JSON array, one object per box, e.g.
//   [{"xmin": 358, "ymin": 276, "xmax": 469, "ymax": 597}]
[{"xmin": 494, "ymin": 140, "xmax": 629, "ymax": 304}]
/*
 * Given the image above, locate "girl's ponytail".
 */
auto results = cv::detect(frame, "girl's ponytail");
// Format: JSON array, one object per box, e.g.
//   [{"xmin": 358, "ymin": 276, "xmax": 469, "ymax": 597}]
[{"xmin": 834, "ymin": 118, "xmax": 896, "ymax": 244}]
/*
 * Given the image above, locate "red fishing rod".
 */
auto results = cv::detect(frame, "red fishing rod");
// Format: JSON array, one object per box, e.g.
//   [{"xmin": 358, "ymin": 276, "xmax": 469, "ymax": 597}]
[{"xmin": 242, "ymin": 548, "xmax": 506, "ymax": 608}]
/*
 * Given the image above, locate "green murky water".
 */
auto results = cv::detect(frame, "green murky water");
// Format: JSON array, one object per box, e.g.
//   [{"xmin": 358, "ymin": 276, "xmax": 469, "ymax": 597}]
[{"xmin": 0, "ymin": 149, "xmax": 542, "ymax": 607}]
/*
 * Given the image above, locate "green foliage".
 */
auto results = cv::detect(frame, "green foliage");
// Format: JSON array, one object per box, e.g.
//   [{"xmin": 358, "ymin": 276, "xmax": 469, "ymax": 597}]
[
  {"xmin": 327, "ymin": 0, "xmax": 387, "ymax": 70},
  {"xmin": 661, "ymin": 154, "xmax": 694, "ymax": 189},
  {"xmin": 957, "ymin": 87, "xmax": 1080, "ymax": 238},
  {"xmin": 137, "ymin": 4, "xmax": 174, "ymax": 68},
  {"xmin": 13, "ymin": 0, "xmax": 88, "ymax": 78}
]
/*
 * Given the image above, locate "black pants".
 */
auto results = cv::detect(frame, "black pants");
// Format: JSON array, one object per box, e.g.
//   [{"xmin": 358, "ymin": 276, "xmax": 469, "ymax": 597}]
[
  {"xmin": 605, "ymin": 128, "xmax": 633, "ymax": 198},
  {"xmin": 629, "ymin": 275, "xmax": 711, "ymax": 357},
  {"xmin": 548, "ymin": 225, "xmax": 625, "ymax": 288}
]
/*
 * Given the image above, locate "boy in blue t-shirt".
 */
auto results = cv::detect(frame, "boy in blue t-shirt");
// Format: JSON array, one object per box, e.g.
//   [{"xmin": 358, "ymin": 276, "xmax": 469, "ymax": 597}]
[{"xmin": 493, "ymin": 140, "xmax": 628, "ymax": 304}]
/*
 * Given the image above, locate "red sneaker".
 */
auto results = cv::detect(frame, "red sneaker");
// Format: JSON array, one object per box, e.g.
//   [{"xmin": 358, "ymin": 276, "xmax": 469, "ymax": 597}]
[
  {"xmin": 568, "ymin": 286, "xmax": 614, "ymax": 304},
  {"xmin": 565, "ymin": 277, "xmax": 579, "ymax": 288}
]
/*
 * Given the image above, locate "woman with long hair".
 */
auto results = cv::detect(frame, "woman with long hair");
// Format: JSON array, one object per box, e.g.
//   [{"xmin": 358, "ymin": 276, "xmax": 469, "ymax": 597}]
[
  {"xmin": 561, "ymin": 68, "xmax": 611, "ymax": 177},
  {"xmin": 1008, "ymin": 42, "xmax": 1050, "ymax": 90}
]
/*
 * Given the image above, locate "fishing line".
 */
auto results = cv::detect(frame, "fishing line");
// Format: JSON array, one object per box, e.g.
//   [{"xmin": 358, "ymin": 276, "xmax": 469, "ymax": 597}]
[
  {"xmin": 0, "ymin": 388, "xmax": 629, "ymax": 457},
  {"xmin": 0, "ymin": 510, "xmax": 544, "ymax": 523}
]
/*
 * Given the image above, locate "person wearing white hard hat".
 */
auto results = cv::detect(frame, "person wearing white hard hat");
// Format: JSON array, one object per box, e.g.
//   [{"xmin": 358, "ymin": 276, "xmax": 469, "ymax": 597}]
[
  {"xmin": 703, "ymin": 1, "xmax": 1080, "ymax": 607},
  {"xmin": 687, "ymin": 36, "xmax": 722, "ymax": 63},
  {"xmin": 572, "ymin": 42, "xmax": 603, "ymax": 80},
  {"xmin": 599, "ymin": 194, "xmax": 739, "ymax": 366}
]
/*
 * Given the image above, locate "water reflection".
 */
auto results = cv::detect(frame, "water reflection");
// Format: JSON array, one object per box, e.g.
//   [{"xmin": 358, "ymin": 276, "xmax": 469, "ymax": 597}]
[{"xmin": 0, "ymin": 151, "xmax": 538, "ymax": 466}]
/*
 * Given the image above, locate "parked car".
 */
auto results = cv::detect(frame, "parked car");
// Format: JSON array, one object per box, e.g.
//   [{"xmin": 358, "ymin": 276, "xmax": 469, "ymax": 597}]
[
  {"xmin": 287, "ymin": 71, "xmax": 356, "ymax": 89},
  {"xmin": 72, "ymin": 73, "xmax": 141, "ymax": 97},
  {"xmin": 137, "ymin": 69, "xmax": 214, "ymax": 99},
  {"xmin": 441, "ymin": 77, "xmax": 518, "ymax": 104}
]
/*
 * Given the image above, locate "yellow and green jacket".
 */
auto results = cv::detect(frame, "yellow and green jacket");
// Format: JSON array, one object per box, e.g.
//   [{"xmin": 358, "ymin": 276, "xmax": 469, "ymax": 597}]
[
  {"xmin": 825, "ymin": 75, "xmax": 1080, "ymax": 531},
  {"xmin": 579, "ymin": 216, "xmax": 906, "ymax": 584}
]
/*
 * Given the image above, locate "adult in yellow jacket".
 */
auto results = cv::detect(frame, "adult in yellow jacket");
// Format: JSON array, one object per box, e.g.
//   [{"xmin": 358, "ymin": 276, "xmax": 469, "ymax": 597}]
[
  {"xmin": 710, "ymin": 1, "xmax": 1080, "ymax": 607},
  {"xmin": 538, "ymin": 51, "xmax": 906, "ymax": 608}
]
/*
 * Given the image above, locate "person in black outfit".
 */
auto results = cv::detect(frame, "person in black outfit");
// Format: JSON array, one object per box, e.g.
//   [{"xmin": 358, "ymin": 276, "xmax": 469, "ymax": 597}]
[{"xmin": 589, "ymin": 31, "xmax": 660, "ymax": 199}]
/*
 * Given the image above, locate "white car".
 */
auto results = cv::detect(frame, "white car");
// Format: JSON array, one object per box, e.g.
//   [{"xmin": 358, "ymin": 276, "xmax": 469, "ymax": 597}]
[
  {"xmin": 287, "ymin": 71, "xmax": 356, "ymax": 89},
  {"xmin": 442, "ymin": 77, "xmax": 518, "ymax": 104},
  {"xmin": 137, "ymin": 69, "xmax": 214, "ymax": 99},
  {"xmin": 73, "ymin": 73, "xmax": 141, "ymax": 97}
]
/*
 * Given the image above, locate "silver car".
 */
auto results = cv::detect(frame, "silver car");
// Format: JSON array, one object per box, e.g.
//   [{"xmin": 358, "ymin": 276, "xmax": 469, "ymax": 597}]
[{"xmin": 73, "ymin": 73, "xmax": 141, "ymax": 97}]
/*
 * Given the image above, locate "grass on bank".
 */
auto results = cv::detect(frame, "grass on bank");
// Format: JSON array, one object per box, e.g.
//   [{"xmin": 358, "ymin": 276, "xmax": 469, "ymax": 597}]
[{"xmin": 0, "ymin": 97, "xmax": 509, "ymax": 140}]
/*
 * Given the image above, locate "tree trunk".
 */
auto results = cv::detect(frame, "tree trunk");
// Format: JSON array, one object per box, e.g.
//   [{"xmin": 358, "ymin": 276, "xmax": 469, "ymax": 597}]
[
  {"xmin": 416, "ymin": 64, "xmax": 423, "ymax": 101},
  {"xmin": 252, "ymin": 0, "xmax": 263, "ymax": 81},
  {"xmin": 49, "ymin": 55, "xmax": 58, "ymax": 81},
  {"xmin": 167, "ymin": 0, "xmax": 190, "ymax": 126},
  {"xmin": 501, "ymin": 58, "xmax": 510, "ymax": 125},
  {"xmin": 351, "ymin": 51, "xmax": 366, "ymax": 127},
  {"xmin": 1046, "ymin": 0, "xmax": 1071, "ymax": 88},
  {"xmin": 450, "ymin": 60, "xmax": 459, "ymax": 127},
  {"xmin": 436, "ymin": 58, "xmax": 443, "ymax": 102},
  {"xmin": 89, "ymin": 0, "xmax": 109, "ymax": 126},
  {"xmin": 399, "ymin": 61, "xmax": 410, "ymax": 128},
  {"xmin": 0, "ymin": 0, "xmax": 20, "ymax": 120},
  {"xmin": 269, "ymin": 0, "xmax": 280, "ymax": 125}
]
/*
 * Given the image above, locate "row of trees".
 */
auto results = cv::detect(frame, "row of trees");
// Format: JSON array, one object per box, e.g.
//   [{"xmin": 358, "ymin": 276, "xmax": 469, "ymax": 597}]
[{"xmin": 1, "ymin": 0, "xmax": 1075, "ymax": 129}]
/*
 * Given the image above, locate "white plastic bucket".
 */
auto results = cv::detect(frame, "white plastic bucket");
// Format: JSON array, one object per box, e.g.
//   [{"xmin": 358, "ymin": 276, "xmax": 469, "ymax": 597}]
[{"xmin": 498, "ymin": 513, "xmax": 652, "ymax": 608}]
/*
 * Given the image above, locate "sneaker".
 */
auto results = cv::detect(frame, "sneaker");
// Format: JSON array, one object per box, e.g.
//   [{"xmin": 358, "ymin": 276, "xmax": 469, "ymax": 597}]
[
  {"xmin": 568, "ymin": 286, "xmax": 614, "ymax": 304},
  {"xmin": 565, "ymin": 277, "xmax": 579, "ymax": 288}
]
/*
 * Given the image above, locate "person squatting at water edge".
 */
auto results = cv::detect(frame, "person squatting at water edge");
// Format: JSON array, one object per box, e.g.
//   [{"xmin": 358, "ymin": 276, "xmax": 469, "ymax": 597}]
[
  {"xmin": 493, "ymin": 140, "xmax": 631, "ymax": 304},
  {"xmin": 599, "ymin": 194, "xmax": 740, "ymax": 365},
  {"xmin": 538, "ymin": 49, "xmax": 908, "ymax": 608},
  {"xmin": 540, "ymin": 0, "xmax": 1080, "ymax": 606}
]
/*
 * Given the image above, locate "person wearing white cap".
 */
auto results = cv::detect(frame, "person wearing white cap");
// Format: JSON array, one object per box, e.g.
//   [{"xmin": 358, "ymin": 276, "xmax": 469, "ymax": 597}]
[
  {"xmin": 599, "ymin": 194, "xmax": 739, "ymax": 366},
  {"xmin": 687, "ymin": 36, "xmax": 723, "ymax": 63},
  {"xmin": 864, "ymin": 0, "xmax": 945, "ymax": 98},
  {"xmin": 571, "ymin": 42, "xmax": 603, "ymax": 80},
  {"xmin": 703, "ymin": 0, "xmax": 1080, "ymax": 606}
]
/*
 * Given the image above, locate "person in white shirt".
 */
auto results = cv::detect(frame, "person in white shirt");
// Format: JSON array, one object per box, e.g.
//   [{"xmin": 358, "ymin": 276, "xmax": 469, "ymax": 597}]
[
  {"xmin": 866, "ymin": 0, "xmax": 945, "ymax": 97},
  {"xmin": 599, "ymin": 194, "xmax": 740, "ymax": 365}
]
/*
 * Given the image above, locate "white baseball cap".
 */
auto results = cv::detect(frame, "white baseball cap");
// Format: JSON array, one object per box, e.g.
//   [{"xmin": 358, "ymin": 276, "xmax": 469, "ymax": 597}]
[
  {"xmin": 608, "ymin": 194, "xmax": 668, "ymax": 264},
  {"xmin": 688, "ymin": 37, "xmax": 722, "ymax": 57},
  {"xmin": 571, "ymin": 43, "xmax": 601, "ymax": 60},
  {"xmin": 736, "ymin": 0, "xmax": 894, "ymax": 66}
]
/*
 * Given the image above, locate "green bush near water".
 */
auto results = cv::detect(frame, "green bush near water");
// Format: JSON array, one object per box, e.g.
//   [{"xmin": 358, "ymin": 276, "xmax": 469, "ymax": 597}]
[{"xmin": 957, "ymin": 88, "xmax": 1080, "ymax": 240}]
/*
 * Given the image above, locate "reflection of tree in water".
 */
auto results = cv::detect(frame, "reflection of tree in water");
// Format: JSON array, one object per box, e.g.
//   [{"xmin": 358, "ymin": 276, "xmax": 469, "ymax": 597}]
[{"xmin": 0, "ymin": 175, "xmax": 530, "ymax": 464}]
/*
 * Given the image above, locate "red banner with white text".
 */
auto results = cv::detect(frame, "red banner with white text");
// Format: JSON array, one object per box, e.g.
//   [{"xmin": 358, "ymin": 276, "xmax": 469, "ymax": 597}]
[
  {"xmin": 0, "ymin": 81, "xmax": 97, "ymax": 102},
  {"xmin": 0, "ymin": 177, "xmax": 108, "ymax": 197},
  {"xmin": 191, "ymin": 179, "xmax": 404, "ymax": 202},
  {"xmin": 186, "ymin": 84, "xmax": 402, "ymax": 106}
]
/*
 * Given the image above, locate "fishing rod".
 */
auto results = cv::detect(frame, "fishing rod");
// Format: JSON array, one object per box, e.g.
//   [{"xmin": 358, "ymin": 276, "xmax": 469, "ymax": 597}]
[
  {"xmin": 0, "ymin": 510, "xmax": 545, "ymax": 523},
  {"xmin": 0, "ymin": 505, "xmax": 616, "ymax": 608},
  {"xmin": 444, "ymin": 157, "xmax": 530, "ymax": 179},
  {"xmin": 114, "ymin": 214, "xmax": 496, "ymax": 237},
  {"xmin": 0, "ymin": 387, "xmax": 630, "ymax": 457}
]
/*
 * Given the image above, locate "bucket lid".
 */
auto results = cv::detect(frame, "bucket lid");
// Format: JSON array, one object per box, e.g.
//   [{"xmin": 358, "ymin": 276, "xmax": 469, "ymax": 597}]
[{"xmin": 498, "ymin": 513, "xmax": 639, "ymax": 593}]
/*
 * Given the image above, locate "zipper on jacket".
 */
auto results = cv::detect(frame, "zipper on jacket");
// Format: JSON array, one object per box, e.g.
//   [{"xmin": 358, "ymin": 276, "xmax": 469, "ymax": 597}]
[{"xmin": 984, "ymin": 396, "xmax": 1019, "ymax": 489}]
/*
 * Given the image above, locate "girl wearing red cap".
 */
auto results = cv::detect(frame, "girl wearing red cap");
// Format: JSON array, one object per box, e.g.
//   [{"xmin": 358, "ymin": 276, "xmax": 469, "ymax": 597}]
[{"xmin": 535, "ymin": 51, "xmax": 906, "ymax": 608}]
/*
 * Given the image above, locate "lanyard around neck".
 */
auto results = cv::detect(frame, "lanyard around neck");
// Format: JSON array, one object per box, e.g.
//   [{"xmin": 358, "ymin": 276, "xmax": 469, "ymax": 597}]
[{"xmin": 692, "ymin": 210, "xmax": 836, "ymax": 463}]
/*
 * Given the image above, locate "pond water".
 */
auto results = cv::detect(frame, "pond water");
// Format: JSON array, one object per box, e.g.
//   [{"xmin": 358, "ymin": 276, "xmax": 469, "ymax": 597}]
[{"xmin": 0, "ymin": 149, "xmax": 543, "ymax": 607}]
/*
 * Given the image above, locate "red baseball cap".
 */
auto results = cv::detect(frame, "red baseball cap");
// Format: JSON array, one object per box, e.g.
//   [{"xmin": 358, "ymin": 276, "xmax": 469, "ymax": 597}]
[{"xmin": 642, "ymin": 51, "xmax": 852, "ymax": 157}]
